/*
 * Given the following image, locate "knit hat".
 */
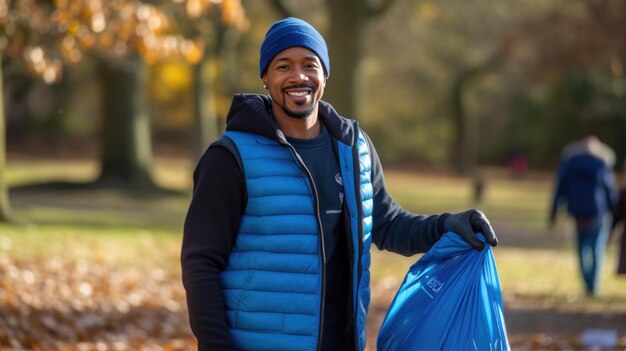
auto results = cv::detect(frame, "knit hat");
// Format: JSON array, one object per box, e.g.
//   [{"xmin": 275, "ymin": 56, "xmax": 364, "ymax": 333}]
[{"xmin": 259, "ymin": 17, "xmax": 330, "ymax": 78}]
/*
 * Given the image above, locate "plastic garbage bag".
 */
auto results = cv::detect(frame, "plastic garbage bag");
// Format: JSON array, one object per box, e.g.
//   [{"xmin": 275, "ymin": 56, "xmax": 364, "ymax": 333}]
[{"xmin": 377, "ymin": 232, "xmax": 509, "ymax": 351}]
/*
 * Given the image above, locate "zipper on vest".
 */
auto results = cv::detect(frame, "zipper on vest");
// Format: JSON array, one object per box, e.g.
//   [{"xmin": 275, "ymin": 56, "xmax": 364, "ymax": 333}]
[
  {"xmin": 276, "ymin": 130, "xmax": 327, "ymax": 351},
  {"xmin": 351, "ymin": 129, "xmax": 365, "ymax": 351}
]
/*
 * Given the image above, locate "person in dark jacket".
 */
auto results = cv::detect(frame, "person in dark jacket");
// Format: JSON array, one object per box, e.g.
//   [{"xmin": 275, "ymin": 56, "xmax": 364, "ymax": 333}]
[
  {"xmin": 611, "ymin": 159, "xmax": 626, "ymax": 275},
  {"xmin": 181, "ymin": 17, "xmax": 498, "ymax": 351},
  {"xmin": 550, "ymin": 136, "xmax": 617, "ymax": 295}
]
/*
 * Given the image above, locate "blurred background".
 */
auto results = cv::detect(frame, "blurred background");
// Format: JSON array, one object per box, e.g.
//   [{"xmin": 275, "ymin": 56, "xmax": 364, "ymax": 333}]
[{"xmin": 0, "ymin": 0, "xmax": 624, "ymax": 350}]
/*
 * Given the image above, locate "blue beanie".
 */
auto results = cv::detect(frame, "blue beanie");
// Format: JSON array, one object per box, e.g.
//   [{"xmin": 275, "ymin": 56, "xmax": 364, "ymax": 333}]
[{"xmin": 259, "ymin": 17, "xmax": 330, "ymax": 78}]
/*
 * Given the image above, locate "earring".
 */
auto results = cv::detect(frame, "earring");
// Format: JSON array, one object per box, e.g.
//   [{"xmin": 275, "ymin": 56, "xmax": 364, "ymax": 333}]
[{"xmin": 263, "ymin": 83, "xmax": 268, "ymax": 89}]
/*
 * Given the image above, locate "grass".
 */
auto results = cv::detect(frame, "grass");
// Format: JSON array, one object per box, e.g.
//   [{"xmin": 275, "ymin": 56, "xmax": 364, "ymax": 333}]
[
  {"xmin": 0, "ymin": 224, "xmax": 181, "ymax": 270},
  {"xmin": 2, "ymin": 157, "xmax": 626, "ymax": 317},
  {"xmin": 385, "ymin": 167, "xmax": 554, "ymax": 231},
  {"xmin": 2, "ymin": 157, "xmax": 191, "ymax": 271},
  {"xmin": 377, "ymin": 166, "xmax": 626, "ymax": 316}
]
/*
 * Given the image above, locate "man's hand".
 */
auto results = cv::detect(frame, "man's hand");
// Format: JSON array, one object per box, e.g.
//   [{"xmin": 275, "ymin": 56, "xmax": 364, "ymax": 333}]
[{"xmin": 443, "ymin": 209, "xmax": 498, "ymax": 250}]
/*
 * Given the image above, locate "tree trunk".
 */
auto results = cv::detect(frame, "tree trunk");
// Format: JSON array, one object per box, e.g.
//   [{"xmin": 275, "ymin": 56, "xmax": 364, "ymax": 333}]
[
  {"xmin": 190, "ymin": 56, "xmax": 218, "ymax": 162},
  {"xmin": 325, "ymin": 0, "xmax": 367, "ymax": 118},
  {"xmin": 96, "ymin": 56, "xmax": 155, "ymax": 188},
  {"xmin": 451, "ymin": 51, "xmax": 507, "ymax": 174},
  {"xmin": 451, "ymin": 70, "xmax": 473, "ymax": 175},
  {"xmin": 219, "ymin": 26, "xmax": 241, "ymax": 109},
  {"xmin": 189, "ymin": 21, "xmax": 239, "ymax": 162},
  {"xmin": 0, "ymin": 56, "xmax": 15, "ymax": 222}
]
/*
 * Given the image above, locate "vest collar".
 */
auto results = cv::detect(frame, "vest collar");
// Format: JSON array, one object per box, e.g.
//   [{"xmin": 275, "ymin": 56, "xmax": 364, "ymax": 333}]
[{"xmin": 225, "ymin": 94, "xmax": 359, "ymax": 147}]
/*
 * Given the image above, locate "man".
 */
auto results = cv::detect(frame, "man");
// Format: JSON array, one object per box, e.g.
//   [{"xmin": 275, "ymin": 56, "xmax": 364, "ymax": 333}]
[
  {"xmin": 182, "ymin": 17, "xmax": 498, "ymax": 351},
  {"xmin": 550, "ymin": 135, "xmax": 617, "ymax": 295}
]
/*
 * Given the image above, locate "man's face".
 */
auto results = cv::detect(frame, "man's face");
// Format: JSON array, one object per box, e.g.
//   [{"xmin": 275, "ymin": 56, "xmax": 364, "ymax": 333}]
[{"xmin": 263, "ymin": 47, "xmax": 326, "ymax": 119}]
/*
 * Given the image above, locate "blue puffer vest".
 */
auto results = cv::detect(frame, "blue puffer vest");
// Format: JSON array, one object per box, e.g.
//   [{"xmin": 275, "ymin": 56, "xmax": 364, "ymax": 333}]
[{"xmin": 220, "ymin": 129, "xmax": 373, "ymax": 351}]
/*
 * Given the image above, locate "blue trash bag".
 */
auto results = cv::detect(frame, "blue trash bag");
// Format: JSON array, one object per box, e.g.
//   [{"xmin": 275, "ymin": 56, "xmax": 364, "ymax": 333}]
[{"xmin": 376, "ymin": 232, "xmax": 510, "ymax": 351}]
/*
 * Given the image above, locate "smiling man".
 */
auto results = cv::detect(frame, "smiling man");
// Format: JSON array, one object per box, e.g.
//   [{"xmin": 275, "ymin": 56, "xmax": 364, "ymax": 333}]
[
  {"xmin": 181, "ymin": 17, "xmax": 498, "ymax": 351},
  {"xmin": 263, "ymin": 46, "xmax": 325, "ymax": 138}
]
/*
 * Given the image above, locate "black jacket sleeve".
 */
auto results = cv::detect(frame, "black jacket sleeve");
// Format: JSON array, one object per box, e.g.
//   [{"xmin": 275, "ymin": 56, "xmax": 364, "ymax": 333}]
[
  {"xmin": 364, "ymin": 133, "xmax": 448, "ymax": 256},
  {"xmin": 181, "ymin": 144, "xmax": 245, "ymax": 351}
]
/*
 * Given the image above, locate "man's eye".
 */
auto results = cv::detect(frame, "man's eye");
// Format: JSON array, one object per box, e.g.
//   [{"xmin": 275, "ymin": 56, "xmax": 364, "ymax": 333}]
[{"xmin": 277, "ymin": 65, "xmax": 288, "ymax": 70}]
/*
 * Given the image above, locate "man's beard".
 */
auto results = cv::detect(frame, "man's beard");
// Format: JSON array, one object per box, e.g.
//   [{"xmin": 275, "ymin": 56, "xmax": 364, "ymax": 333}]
[
  {"xmin": 282, "ymin": 103, "xmax": 315, "ymax": 119},
  {"xmin": 280, "ymin": 83, "xmax": 316, "ymax": 119}
]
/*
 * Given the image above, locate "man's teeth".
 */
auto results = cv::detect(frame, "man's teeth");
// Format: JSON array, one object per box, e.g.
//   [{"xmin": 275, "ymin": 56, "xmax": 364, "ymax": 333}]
[{"xmin": 287, "ymin": 91, "xmax": 309, "ymax": 96}]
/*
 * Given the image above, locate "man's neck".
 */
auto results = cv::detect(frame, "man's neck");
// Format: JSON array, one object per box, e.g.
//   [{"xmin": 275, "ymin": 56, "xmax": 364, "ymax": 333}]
[{"xmin": 273, "ymin": 106, "xmax": 322, "ymax": 139}]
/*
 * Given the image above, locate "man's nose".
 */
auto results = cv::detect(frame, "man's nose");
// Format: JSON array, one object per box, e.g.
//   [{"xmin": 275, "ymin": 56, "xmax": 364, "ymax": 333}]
[{"xmin": 290, "ymin": 67, "xmax": 309, "ymax": 82}]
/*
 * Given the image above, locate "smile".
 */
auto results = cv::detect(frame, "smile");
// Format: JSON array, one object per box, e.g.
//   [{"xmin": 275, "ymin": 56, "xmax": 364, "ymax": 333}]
[
  {"xmin": 282, "ymin": 84, "xmax": 314, "ymax": 98},
  {"xmin": 286, "ymin": 90, "xmax": 310, "ymax": 97}
]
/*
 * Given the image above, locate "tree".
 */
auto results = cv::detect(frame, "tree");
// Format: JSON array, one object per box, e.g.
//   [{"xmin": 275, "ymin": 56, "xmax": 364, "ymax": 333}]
[
  {"xmin": 84, "ymin": 1, "xmax": 194, "ymax": 189},
  {"xmin": 268, "ymin": 0, "xmax": 398, "ymax": 118},
  {"xmin": 190, "ymin": 18, "xmax": 247, "ymax": 161},
  {"xmin": 0, "ymin": 56, "xmax": 12, "ymax": 221},
  {"xmin": 451, "ymin": 43, "xmax": 510, "ymax": 174},
  {"xmin": 93, "ymin": 0, "xmax": 247, "ymax": 182},
  {"xmin": 505, "ymin": 0, "xmax": 625, "ymax": 167},
  {"xmin": 0, "ymin": 1, "xmax": 65, "ymax": 222},
  {"xmin": 96, "ymin": 55, "xmax": 155, "ymax": 187},
  {"xmin": 0, "ymin": 0, "xmax": 244, "ymax": 222},
  {"xmin": 165, "ymin": 0, "xmax": 248, "ymax": 161}
]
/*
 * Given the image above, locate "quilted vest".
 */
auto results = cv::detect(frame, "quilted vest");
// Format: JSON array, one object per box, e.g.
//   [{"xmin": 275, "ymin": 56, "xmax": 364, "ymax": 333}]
[{"xmin": 221, "ymin": 129, "xmax": 373, "ymax": 351}]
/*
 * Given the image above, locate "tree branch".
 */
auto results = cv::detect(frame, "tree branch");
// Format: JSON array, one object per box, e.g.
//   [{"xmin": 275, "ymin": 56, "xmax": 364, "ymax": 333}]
[
  {"xmin": 366, "ymin": 0, "xmax": 397, "ymax": 19},
  {"xmin": 267, "ymin": 0, "xmax": 293, "ymax": 18}
]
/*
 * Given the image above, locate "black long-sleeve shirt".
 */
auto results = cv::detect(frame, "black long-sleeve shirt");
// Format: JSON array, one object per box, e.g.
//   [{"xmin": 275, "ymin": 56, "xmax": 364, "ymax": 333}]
[{"xmin": 182, "ymin": 146, "xmax": 244, "ymax": 351}]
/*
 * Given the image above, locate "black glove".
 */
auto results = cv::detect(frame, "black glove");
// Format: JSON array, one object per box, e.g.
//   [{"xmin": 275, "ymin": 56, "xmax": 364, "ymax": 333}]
[{"xmin": 443, "ymin": 209, "xmax": 498, "ymax": 250}]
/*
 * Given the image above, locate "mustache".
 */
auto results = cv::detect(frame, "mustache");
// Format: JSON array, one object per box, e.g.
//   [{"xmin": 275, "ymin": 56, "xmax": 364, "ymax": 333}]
[{"xmin": 282, "ymin": 83, "xmax": 315, "ymax": 92}]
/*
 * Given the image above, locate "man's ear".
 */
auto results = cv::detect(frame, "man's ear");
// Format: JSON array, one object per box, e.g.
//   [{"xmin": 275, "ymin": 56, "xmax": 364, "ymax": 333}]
[{"xmin": 262, "ymin": 73, "xmax": 269, "ymax": 89}]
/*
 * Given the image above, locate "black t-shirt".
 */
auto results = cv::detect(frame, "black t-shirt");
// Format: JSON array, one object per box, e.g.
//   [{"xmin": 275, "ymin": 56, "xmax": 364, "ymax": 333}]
[{"xmin": 287, "ymin": 125, "xmax": 352, "ymax": 350}]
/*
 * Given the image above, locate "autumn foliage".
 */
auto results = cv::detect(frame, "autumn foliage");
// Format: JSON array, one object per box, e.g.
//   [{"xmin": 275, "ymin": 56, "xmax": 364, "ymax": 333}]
[
  {"xmin": 2, "ymin": 252, "xmax": 625, "ymax": 350},
  {"xmin": 0, "ymin": 0, "xmax": 247, "ymax": 82},
  {"xmin": 0, "ymin": 255, "xmax": 195, "ymax": 350}
]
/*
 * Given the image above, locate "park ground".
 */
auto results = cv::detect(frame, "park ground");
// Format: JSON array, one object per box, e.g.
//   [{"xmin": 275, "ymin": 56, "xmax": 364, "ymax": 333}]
[{"xmin": 1, "ymin": 155, "xmax": 625, "ymax": 350}]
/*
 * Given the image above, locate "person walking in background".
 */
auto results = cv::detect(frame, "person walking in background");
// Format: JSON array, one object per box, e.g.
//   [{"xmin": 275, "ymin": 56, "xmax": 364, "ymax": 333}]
[
  {"xmin": 611, "ymin": 159, "xmax": 626, "ymax": 275},
  {"xmin": 549, "ymin": 135, "xmax": 618, "ymax": 295},
  {"xmin": 181, "ymin": 17, "xmax": 498, "ymax": 351}
]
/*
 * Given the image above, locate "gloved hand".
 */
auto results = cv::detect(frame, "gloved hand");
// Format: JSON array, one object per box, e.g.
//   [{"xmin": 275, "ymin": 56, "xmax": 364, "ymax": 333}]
[{"xmin": 443, "ymin": 209, "xmax": 498, "ymax": 250}]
